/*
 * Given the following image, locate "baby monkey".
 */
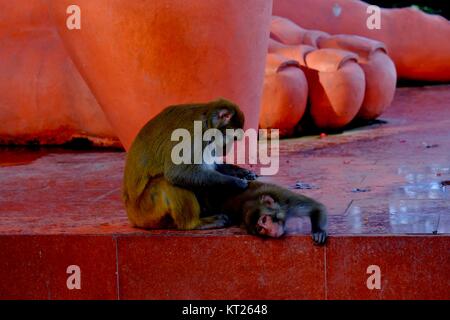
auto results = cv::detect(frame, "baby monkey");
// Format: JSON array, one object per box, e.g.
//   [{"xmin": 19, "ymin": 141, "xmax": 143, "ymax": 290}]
[{"xmin": 202, "ymin": 180, "xmax": 328, "ymax": 245}]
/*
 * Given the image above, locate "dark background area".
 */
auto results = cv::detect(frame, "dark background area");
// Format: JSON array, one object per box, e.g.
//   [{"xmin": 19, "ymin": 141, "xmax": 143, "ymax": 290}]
[{"xmin": 366, "ymin": 0, "xmax": 450, "ymax": 19}]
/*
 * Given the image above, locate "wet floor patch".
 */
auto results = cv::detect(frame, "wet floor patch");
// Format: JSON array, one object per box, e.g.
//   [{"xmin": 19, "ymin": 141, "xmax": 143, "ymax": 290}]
[{"xmin": 396, "ymin": 164, "xmax": 450, "ymax": 200}]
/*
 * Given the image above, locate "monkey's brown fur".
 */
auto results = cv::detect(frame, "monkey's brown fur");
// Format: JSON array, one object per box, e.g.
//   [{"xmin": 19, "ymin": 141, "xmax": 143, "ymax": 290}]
[{"xmin": 123, "ymin": 98, "xmax": 251, "ymax": 230}]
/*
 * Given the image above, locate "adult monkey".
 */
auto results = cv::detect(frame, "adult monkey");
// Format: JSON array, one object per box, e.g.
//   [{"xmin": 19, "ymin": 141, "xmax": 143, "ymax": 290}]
[{"xmin": 123, "ymin": 98, "xmax": 256, "ymax": 230}]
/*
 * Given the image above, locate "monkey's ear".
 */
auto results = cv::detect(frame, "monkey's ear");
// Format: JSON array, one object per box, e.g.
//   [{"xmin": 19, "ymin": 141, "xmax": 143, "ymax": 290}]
[
  {"xmin": 212, "ymin": 109, "xmax": 233, "ymax": 128},
  {"xmin": 260, "ymin": 195, "xmax": 276, "ymax": 208}
]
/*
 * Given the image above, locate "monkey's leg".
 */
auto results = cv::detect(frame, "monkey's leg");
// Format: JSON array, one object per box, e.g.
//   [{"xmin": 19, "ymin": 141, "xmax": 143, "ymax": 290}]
[
  {"xmin": 154, "ymin": 180, "xmax": 202, "ymax": 230},
  {"xmin": 134, "ymin": 179, "xmax": 231, "ymax": 231},
  {"xmin": 126, "ymin": 177, "xmax": 198, "ymax": 230},
  {"xmin": 161, "ymin": 180, "xmax": 229, "ymax": 230},
  {"xmin": 216, "ymin": 164, "xmax": 258, "ymax": 180},
  {"xmin": 127, "ymin": 178, "xmax": 177, "ymax": 229}
]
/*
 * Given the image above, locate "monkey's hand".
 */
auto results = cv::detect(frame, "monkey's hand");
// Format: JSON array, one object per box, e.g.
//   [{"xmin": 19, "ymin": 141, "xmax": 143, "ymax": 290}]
[
  {"xmin": 216, "ymin": 164, "xmax": 258, "ymax": 180},
  {"xmin": 232, "ymin": 177, "xmax": 249, "ymax": 190},
  {"xmin": 312, "ymin": 230, "xmax": 328, "ymax": 245}
]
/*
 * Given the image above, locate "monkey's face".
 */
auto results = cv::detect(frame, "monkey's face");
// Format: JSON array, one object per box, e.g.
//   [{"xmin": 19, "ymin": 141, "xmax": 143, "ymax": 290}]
[
  {"xmin": 208, "ymin": 99, "xmax": 244, "ymax": 129},
  {"xmin": 207, "ymin": 99, "xmax": 245, "ymax": 145},
  {"xmin": 251, "ymin": 195, "xmax": 286, "ymax": 238}
]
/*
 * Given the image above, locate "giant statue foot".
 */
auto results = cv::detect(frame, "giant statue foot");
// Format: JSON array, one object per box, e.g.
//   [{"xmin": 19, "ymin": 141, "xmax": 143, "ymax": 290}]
[
  {"xmin": 48, "ymin": 0, "xmax": 272, "ymax": 149},
  {"xmin": 273, "ymin": 0, "xmax": 450, "ymax": 82},
  {"xmin": 0, "ymin": 0, "xmax": 116, "ymax": 146},
  {"xmin": 2, "ymin": 1, "xmax": 448, "ymax": 145},
  {"xmin": 261, "ymin": 16, "xmax": 396, "ymax": 133}
]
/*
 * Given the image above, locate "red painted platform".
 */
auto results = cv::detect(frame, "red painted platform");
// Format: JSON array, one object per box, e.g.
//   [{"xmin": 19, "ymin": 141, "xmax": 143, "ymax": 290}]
[{"xmin": 0, "ymin": 86, "xmax": 449, "ymax": 299}]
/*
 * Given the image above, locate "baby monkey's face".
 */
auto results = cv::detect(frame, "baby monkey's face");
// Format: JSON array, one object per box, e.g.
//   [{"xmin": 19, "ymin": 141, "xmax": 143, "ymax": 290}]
[{"xmin": 253, "ymin": 195, "xmax": 286, "ymax": 238}]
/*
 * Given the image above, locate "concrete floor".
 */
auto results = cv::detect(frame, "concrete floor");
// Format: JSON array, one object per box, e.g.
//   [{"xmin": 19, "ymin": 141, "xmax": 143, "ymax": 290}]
[{"xmin": 0, "ymin": 85, "xmax": 449, "ymax": 299}]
